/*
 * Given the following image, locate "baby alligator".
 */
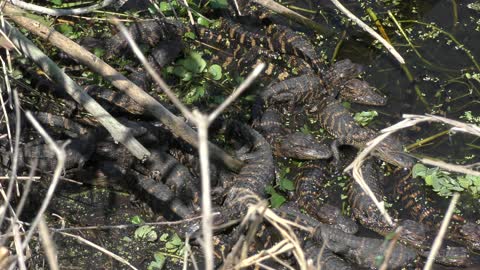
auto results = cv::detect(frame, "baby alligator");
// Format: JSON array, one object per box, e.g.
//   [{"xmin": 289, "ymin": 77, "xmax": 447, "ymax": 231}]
[
  {"xmin": 313, "ymin": 223, "xmax": 417, "ymax": 269},
  {"xmin": 219, "ymin": 121, "xmax": 275, "ymax": 221},
  {"xmin": 295, "ymin": 160, "xmax": 358, "ymax": 234},
  {"xmin": 257, "ymin": 107, "xmax": 332, "ymax": 160},
  {"xmin": 396, "ymin": 169, "xmax": 480, "ymax": 253}
]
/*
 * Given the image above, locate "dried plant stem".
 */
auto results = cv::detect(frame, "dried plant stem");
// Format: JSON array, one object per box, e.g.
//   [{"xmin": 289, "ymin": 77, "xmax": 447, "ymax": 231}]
[
  {"xmin": 344, "ymin": 132, "xmax": 395, "ymax": 225},
  {"xmin": 251, "ymin": 0, "xmax": 331, "ymax": 35},
  {"xmin": 21, "ymin": 111, "xmax": 65, "ymax": 249},
  {"xmin": 423, "ymin": 193, "xmax": 460, "ymax": 270},
  {"xmin": 38, "ymin": 218, "xmax": 59, "ymax": 270},
  {"xmin": 9, "ymin": 0, "xmax": 114, "ymax": 16},
  {"xmin": 0, "ymin": 18, "xmax": 150, "ymax": 161},
  {"xmin": 59, "ymin": 232, "xmax": 138, "ymax": 270},
  {"xmin": 329, "ymin": 0, "xmax": 405, "ymax": 64}
]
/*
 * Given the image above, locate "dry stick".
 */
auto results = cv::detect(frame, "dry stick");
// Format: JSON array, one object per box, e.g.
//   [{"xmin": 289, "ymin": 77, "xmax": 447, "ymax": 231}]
[
  {"xmin": 38, "ymin": 218, "xmax": 59, "ymax": 270},
  {"xmin": 251, "ymin": 0, "xmax": 331, "ymax": 35},
  {"xmin": 344, "ymin": 132, "xmax": 395, "ymax": 225},
  {"xmin": 329, "ymin": 0, "xmax": 405, "ymax": 64},
  {"xmin": 0, "ymin": 83, "xmax": 21, "ymax": 230},
  {"xmin": 2, "ymin": 4, "xmax": 243, "ymax": 171},
  {"xmin": 0, "ymin": 20, "xmax": 150, "ymax": 161},
  {"xmin": 421, "ymin": 158, "xmax": 480, "ymax": 177},
  {"xmin": 379, "ymin": 226, "xmax": 403, "ymax": 270},
  {"xmin": 11, "ymin": 221, "xmax": 26, "ymax": 270},
  {"xmin": 59, "ymin": 232, "xmax": 138, "ymax": 270},
  {"xmin": 20, "ymin": 111, "xmax": 65, "ymax": 250},
  {"xmin": 9, "ymin": 0, "xmax": 114, "ymax": 16},
  {"xmin": 50, "ymin": 214, "xmax": 209, "ymax": 232},
  {"xmin": 423, "ymin": 193, "xmax": 460, "ymax": 270}
]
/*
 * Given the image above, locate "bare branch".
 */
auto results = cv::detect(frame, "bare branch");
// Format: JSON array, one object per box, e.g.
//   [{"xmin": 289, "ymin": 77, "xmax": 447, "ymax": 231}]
[
  {"xmin": 9, "ymin": 0, "xmax": 114, "ymax": 16},
  {"xmin": 0, "ymin": 18, "xmax": 150, "ymax": 160},
  {"xmin": 329, "ymin": 0, "xmax": 405, "ymax": 64},
  {"xmin": 423, "ymin": 193, "xmax": 460, "ymax": 270}
]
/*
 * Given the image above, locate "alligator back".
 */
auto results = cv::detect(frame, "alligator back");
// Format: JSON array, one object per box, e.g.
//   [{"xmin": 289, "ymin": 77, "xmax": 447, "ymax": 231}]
[{"xmin": 314, "ymin": 94, "xmax": 414, "ymax": 168}]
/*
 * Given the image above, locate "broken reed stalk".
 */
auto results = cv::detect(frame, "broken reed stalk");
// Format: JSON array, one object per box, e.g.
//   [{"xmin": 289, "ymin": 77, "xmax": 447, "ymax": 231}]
[
  {"xmin": 2, "ymin": 2, "xmax": 244, "ymax": 171},
  {"xmin": 251, "ymin": 0, "xmax": 332, "ymax": 36},
  {"xmin": 59, "ymin": 232, "xmax": 138, "ymax": 270},
  {"xmin": 329, "ymin": 0, "xmax": 405, "ymax": 64},
  {"xmin": 423, "ymin": 193, "xmax": 460, "ymax": 270},
  {"xmin": 20, "ymin": 111, "xmax": 65, "ymax": 249},
  {"xmin": 9, "ymin": 0, "xmax": 114, "ymax": 16},
  {"xmin": 0, "ymin": 20, "xmax": 150, "ymax": 161},
  {"xmin": 38, "ymin": 218, "xmax": 59, "ymax": 270}
]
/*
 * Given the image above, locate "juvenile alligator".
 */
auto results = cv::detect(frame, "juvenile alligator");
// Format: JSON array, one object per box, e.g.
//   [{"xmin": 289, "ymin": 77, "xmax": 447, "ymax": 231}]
[
  {"xmin": 295, "ymin": 160, "xmax": 358, "ymax": 234},
  {"xmin": 220, "ymin": 121, "xmax": 275, "ymax": 220},
  {"xmin": 0, "ymin": 112, "xmax": 96, "ymax": 173},
  {"xmin": 303, "ymin": 241, "xmax": 353, "ymax": 270},
  {"xmin": 257, "ymin": 107, "xmax": 332, "ymax": 160},
  {"xmin": 395, "ymin": 169, "xmax": 480, "ymax": 253},
  {"xmin": 313, "ymin": 223, "xmax": 417, "ymax": 269}
]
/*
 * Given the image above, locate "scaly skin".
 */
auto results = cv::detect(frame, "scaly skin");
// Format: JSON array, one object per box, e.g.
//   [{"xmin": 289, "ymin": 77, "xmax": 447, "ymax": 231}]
[
  {"xmin": 258, "ymin": 108, "xmax": 332, "ymax": 160},
  {"xmin": 312, "ymin": 93, "xmax": 414, "ymax": 168},
  {"xmin": 348, "ymin": 158, "xmax": 395, "ymax": 235},
  {"xmin": 313, "ymin": 224, "xmax": 417, "ymax": 269},
  {"xmin": 222, "ymin": 121, "xmax": 275, "ymax": 216},
  {"xmin": 396, "ymin": 169, "xmax": 480, "ymax": 253},
  {"xmin": 304, "ymin": 241, "xmax": 353, "ymax": 270},
  {"xmin": 295, "ymin": 161, "xmax": 358, "ymax": 234},
  {"xmin": 0, "ymin": 112, "xmax": 96, "ymax": 172}
]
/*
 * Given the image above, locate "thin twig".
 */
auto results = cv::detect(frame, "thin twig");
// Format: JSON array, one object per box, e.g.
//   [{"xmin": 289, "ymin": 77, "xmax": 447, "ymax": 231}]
[
  {"xmin": 38, "ymin": 217, "xmax": 59, "ymax": 270},
  {"xmin": 50, "ymin": 214, "xmax": 210, "ymax": 232},
  {"xmin": 12, "ymin": 221, "xmax": 26, "ymax": 270},
  {"xmin": 379, "ymin": 226, "xmax": 402, "ymax": 270},
  {"xmin": 21, "ymin": 111, "xmax": 66, "ymax": 249},
  {"xmin": 9, "ymin": 0, "xmax": 114, "ymax": 16},
  {"xmin": 329, "ymin": 0, "xmax": 405, "ymax": 64},
  {"xmin": 423, "ymin": 193, "xmax": 460, "ymax": 270},
  {"xmin": 59, "ymin": 232, "xmax": 138, "ymax": 270},
  {"xmin": 0, "ymin": 18, "xmax": 150, "ymax": 160}
]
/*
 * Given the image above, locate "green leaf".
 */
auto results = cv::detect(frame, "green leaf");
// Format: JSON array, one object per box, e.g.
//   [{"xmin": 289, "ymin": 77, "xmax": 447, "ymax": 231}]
[
  {"xmin": 341, "ymin": 101, "xmax": 351, "ymax": 109},
  {"xmin": 184, "ymin": 31, "xmax": 196, "ymax": 40},
  {"xmin": 265, "ymin": 185, "xmax": 275, "ymax": 195},
  {"xmin": 197, "ymin": 17, "xmax": 210, "ymax": 27},
  {"xmin": 159, "ymin": 1, "xmax": 171, "ymax": 12},
  {"xmin": 50, "ymin": 0, "xmax": 62, "ymax": 5},
  {"xmin": 182, "ymin": 52, "xmax": 207, "ymax": 73},
  {"xmin": 354, "ymin": 110, "xmax": 378, "ymax": 126},
  {"xmin": 131, "ymin": 216, "xmax": 143, "ymax": 225},
  {"xmin": 412, "ymin": 163, "xmax": 427, "ymax": 178},
  {"xmin": 93, "ymin": 47, "xmax": 105, "ymax": 58},
  {"xmin": 269, "ymin": 192, "xmax": 286, "ymax": 208},
  {"xmin": 210, "ymin": 0, "xmax": 228, "ymax": 9},
  {"xmin": 300, "ymin": 124, "xmax": 311, "ymax": 135},
  {"xmin": 208, "ymin": 64, "xmax": 223, "ymax": 80},
  {"xmin": 279, "ymin": 178, "xmax": 295, "ymax": 191},
  {"xmin": 170, "ymin": 233, "xmax": 183, "ymax": 246},
  {"xmin": 173, "ymin": 66, "xmax": 192, "ymax": 81},
  {"xmin": 148, "ymin": 253, "xmax": 166, "ymax": 270},
  {"xmin": 424, "ymin": 175, "xmax": 434, "ymax": 186},
  {"xmin": 134, "ymin": 225, "xmax": 158, "ymax": 242},
  {"xmin": 57, "ymin": 24, "xmax": 73, "ymax": 37},
  {"xmin": 458, "ymin": 176, "xmax": 472, "ymax": 189}
]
